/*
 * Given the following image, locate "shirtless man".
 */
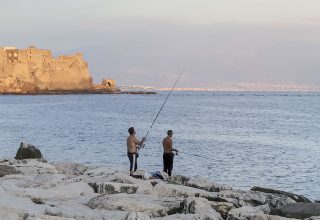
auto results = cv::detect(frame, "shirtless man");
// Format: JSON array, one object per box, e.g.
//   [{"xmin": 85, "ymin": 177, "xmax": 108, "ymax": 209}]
[
  {"xmin": 127, "ymin": 127, "xmax": 146, "ymax": 176},
  {"xmin": 162, "ymin": 130, "xmax": 178, "ymax": 177}
]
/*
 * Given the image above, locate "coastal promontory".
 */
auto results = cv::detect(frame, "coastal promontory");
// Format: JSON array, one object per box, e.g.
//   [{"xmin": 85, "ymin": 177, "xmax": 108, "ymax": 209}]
[{"xmin": 0, "ymin": 46, "xmax": 117, "ymax": 94}]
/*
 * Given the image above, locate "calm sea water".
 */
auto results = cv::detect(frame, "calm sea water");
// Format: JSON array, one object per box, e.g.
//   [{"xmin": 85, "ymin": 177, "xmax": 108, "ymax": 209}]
[{"xmin": 0, "ymin": 92, "xmax": 319, "ymax": 199}]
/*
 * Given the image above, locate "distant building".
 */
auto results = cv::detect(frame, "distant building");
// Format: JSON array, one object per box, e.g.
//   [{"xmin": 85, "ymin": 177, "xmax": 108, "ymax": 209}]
[
  {"xmin": 0, "ymin": 46, "xmax": 93, "ymax": 93},
  {"xmin": 101, "ymin": 79, "xmax": 116, "ymax": 88},
  {"xmin": 92, "ymin": 78, "xmax": 118, "ymax": 93}
]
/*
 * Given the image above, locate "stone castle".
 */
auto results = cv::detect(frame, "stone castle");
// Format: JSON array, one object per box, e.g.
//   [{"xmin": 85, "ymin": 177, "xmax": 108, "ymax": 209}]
[{"xmin": 0, "ymin": 46, "xmax": 94, "ymax": 93}]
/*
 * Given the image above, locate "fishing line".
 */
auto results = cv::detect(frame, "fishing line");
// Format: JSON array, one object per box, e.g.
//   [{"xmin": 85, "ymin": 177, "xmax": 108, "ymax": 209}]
[
  {"xmin": 141, "ymin": 67, "xmax": 184, "ymax": 150},
  {"xmin": 178, "ymin": 151, "xmax": 212, "ymax": 160}
]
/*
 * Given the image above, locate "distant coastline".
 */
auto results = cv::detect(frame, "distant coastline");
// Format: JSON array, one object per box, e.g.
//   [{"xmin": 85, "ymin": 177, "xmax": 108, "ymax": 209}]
[
  {"xmin": 118, "ymin": 83, "xmax": 320, "ymax": 92},
  {"xmin": 157, "ymin": 86, "xmax": 320, "ymax": 92},
  {"xmin": 0, "ymin": 89, "xmax": 156, "ymax": 95}
]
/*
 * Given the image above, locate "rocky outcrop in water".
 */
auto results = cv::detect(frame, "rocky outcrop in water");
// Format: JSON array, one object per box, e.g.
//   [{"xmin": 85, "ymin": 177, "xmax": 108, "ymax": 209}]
[{"xmin": 15, "ymin": 142, "xmax": 43, "ymax": 160}]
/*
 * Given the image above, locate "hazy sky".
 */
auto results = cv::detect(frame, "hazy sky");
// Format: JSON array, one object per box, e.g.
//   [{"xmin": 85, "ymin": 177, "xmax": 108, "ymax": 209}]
[{"xmin": 1, "ymin": 0, "xmax": 320, "ymax": 88}]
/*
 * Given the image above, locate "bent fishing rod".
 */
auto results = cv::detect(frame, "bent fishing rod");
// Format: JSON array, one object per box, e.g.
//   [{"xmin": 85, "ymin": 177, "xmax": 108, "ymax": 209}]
[{"xmin": 140, "ymin": 67, "xmax": 184, "ymax": 150}]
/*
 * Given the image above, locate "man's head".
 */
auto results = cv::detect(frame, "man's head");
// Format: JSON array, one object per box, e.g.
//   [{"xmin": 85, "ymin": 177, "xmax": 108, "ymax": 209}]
[
  {"xmin": 128, "ymin": 127, "xmax": 135, "ymax": 135},
  {"xmin": 167, "ymin": 130, "xmax": 173, "ymax": 137}
]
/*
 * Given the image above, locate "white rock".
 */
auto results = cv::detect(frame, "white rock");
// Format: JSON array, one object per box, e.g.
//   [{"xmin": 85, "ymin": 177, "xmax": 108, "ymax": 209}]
[
  {"xmin": 126, "ymin": 212, "xmax": 151, "ymax": 220},
  {"xmin": 89, "ymin": 172, "xmax": 154, "ymax": 194},
  {"xmin": 154, "ymin": 214, "xmax": 208, "ymax": 220},
  {"xmin": 44, "ymin": 201, "xmax": 128, "ymax": 220},
  {"xmin": 181, "ymin": 197, "xmax": 223, "ymax": 220},
  {"xmin": 94, "ymin": 182, "xmax": 138, "ymax": 194},
  {"xmin": 0, "ymin": 207, "xmax": 27, "ymax": 220},
  {"xmin": 88, "ymin": 193, "xmax": 181, "ymax": 218},
  {"xmin": 153, "ymin": 181, "xmax": 217, "ymax": 199},
  {"xmin": 227, "ymin": 204, "xmax": 270, "ymax": 219},
  {"xmin": 26, "ymin": 214, "xmax": 76, "ymax": 220},
  {"xmin": 217, "ymin": 189, "xmax": 296, "ymax": 208},
  {"xmin": 54, "ymin": 162, "xmax": 89, "ymax": 176},
  {"xmin": 0, "ymin": 191, "xmax": 45, "ymax": 214},
  {"xmin": 228, "ymin": 214, "xmax": 298, "ymax": 220},
  {"xmin": 185, "ymin": 177, "xmax": 232, "ymax": 192}
]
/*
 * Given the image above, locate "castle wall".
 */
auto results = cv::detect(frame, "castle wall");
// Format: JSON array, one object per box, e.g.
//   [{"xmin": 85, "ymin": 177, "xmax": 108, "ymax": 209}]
[
  {"xmin": 0, "ymin": 48, "xmax": 6, "ymax": 64},
  {"xmin": 0, "ymin": 46, "xmax": 93, "ymax": 93}
]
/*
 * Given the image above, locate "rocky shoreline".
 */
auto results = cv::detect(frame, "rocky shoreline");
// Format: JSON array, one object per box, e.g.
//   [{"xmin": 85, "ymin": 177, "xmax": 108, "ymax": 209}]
[{"xmin": 0, "ymin": 144, "xmax": 319, "ymax": 220}]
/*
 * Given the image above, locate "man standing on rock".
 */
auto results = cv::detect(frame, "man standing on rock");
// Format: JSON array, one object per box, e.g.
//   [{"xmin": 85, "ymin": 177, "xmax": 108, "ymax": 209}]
[
  {"xmin": 163, "ymin": 130, "xmax": 179, "ymax": 177},
  {"xmin": 127, "ymin": 127, "xmax": 146, "ymax": 176}
]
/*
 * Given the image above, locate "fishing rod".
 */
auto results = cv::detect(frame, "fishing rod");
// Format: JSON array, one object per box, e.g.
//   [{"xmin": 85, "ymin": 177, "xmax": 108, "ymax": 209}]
[{"xmin": 140, "ymin": 67, "xmax": 184, "ymax": 149}]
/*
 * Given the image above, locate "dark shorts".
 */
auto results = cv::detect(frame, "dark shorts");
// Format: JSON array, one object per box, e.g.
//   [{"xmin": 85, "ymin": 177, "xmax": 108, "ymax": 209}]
[
  {"xmin": 127, "ymin": 152, "xmax": 139, "ymax": 172},
  {"xmin": 163, "ymin": 152, "xmax": 174, "ymax": 176}
]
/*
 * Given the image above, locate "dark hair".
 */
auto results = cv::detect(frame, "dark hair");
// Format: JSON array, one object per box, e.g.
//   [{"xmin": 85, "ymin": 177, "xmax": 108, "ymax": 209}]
[
  {"xmin": 167, "ymin": 130, "xmax": 173, "ymax": 136},
  {"xmin": 128, "ymin": 127, "xmax": 135, "ymax": 135}
]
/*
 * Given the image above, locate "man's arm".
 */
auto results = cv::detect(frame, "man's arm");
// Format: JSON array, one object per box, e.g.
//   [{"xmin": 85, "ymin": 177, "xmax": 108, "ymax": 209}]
[
  {"xmin": 170, "ymin": 139, "xmax": 179, "ymax": 152},
  {"xmin": 135, "ymin": 137, "xmax": 146, "ymax": 147}
]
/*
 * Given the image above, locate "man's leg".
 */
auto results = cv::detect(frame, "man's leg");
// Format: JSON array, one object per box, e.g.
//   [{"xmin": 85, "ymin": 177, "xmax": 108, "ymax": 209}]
[
  {"xmin": 133, "ymin": 153, "xmax": 137, "ymax": 171},
  {"xmin": 128, "ymin": 153, "xmax": 134, "ymax": 176},
  {"xmin": 168, "ymin": 153, "xmax": 174, "ymax": 177},
  {"xmin": 163, "ymin": 154, "xmax": 167, "ymax": 173},
  {"xmin": 164, "ymin": 153, "xmax": 170, "ymax": 174}
]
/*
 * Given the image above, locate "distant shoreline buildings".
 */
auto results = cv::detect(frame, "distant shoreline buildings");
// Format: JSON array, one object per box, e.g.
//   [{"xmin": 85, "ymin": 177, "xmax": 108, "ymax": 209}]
[{"xmin": 119, "ymin": 84, "xmax": 320, "ymax": 92}]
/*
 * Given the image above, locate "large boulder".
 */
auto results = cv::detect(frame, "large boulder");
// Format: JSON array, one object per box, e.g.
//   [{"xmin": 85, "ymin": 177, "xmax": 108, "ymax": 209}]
[
  {"xmin": 153, "ymin": 181, "xmax": 216, "ymax": 198},
  {"xmin": 217, "ymin": 189, "xmax": 296, "ymax": 208},
  {"xmin": 251, "ymin": 186, "xmax": 312, "ymax": 203},
  {"xmin": 87, "ymin": 171, "xmax": 154, "ymax": 195},
  {"xmin": 227, "ymin": 205, "xmax": 270, "ymax": 220},
  {"xmin": 91, "ymin": 182, "xmax": 138, "ymax": 194},
  {"xmin": 15, "ymin": 142, "xmax": 43, "ymax": 160},
  {"xmin": 270, "ymin": 203, "xmax": 320, "ymax": 219},
  {"xmin": 170, "ymin": 175, "xmax": 232, "ymax": 192},
  {"xmin": 54, "ymin": 162, "xmax": 89, "ymax": 176},
  {"xmin": 210, "ymin": 201, "xmax": 236, "ymax": 219},
  {"xmin": 181, "ymin": 197, "xmax": 223, "ymax": 220},
  {"xmin": 88, "ymin": 193, "xmax": 182, "ymax": 218}
]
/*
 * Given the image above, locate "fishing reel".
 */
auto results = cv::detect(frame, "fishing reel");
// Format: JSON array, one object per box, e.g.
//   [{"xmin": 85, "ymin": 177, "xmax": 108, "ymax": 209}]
[{"xmin": 141, "ymin": 136, "xmax": 147, "ymax": 149}]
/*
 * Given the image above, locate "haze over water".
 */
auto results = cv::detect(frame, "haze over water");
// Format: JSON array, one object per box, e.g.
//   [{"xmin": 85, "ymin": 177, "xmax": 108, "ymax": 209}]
[{"xmin": 0, "ymin": 92, "xmax": 319, "ymax": 200}]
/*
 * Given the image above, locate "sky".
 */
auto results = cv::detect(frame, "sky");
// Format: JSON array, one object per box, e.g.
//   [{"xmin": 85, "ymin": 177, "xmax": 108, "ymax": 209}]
[{"xmin": 1, "ymin": 0, "xmax": 320, "ymax": 88}]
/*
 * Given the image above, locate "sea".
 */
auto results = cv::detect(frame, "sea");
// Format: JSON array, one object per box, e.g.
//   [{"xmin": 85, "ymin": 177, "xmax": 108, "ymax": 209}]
[{"xmin": 0, "ymin": 91, "xmax": 319, "ymax": 200}]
